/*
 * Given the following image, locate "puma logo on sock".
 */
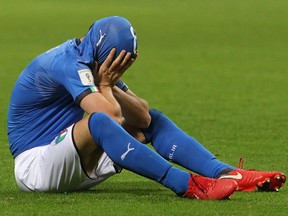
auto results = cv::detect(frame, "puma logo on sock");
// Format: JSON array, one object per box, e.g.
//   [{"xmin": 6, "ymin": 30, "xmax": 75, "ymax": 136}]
[{"xmin": 121, "ymin": 143, "xmax": 135, "ymax": 161}]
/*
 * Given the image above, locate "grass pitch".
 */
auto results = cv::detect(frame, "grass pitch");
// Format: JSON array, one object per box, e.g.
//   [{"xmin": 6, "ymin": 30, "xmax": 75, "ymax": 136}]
[{"xmin": 1, "ymin": 0, "xmax": 288, "ymax": 215}]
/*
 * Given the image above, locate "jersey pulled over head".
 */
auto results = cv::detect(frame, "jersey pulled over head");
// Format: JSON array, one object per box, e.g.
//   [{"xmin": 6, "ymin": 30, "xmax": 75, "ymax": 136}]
[{"xmin": 78, "ymin": 16, "xmax": 138, "ymax": 66}]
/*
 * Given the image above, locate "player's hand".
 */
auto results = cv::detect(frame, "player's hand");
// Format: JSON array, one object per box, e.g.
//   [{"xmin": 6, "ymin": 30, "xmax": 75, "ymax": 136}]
[{"xmin": 95, "ymin": 48, "xmax": 136, "ymax": 87}]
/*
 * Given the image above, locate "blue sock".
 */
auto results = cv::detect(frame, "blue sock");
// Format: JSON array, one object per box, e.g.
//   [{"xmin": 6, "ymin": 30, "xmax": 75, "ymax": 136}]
[
  {"xmin": 88, "ymin": 112, "xmax": 190, "ymax": 195},
  {"xmin": 142, "ymin": 109, "xmax": 235, "ymax": 178}
]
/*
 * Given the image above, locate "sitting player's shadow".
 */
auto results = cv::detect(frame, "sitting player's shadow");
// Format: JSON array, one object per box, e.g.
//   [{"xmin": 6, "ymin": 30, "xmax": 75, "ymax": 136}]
[
  {"xmin": 79, "ymin": 179, "xmax": 173, "ymax": 197},
  {"xmin": 77, "ymin": 180, "xmax": 239, "ymax": 202}
]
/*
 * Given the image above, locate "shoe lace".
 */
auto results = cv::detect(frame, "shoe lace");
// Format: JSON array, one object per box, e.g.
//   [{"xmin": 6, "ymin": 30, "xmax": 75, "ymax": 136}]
[
  {"xmin": 237, "ymin": 157, "xmax": 256, "ymax": 171},
  {"xmin": 238, "ymin": 157, "xmax": 244, "ymax": 169}
]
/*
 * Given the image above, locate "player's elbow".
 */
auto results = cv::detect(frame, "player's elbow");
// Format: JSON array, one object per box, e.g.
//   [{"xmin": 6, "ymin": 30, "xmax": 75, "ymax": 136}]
[
  {"xmin": 138, "ymin": 111, "xmax": 151, "ymax": 129},
  {"xmin": 137, "ymin": 100, "xmax": 151, "ymax": 128},
  {"xmin": 135, "ymin": 107, "xmax": 152, "ymax": 129},
  {"xmin": 109, "ymin": 105, "xmax": 123, "ymax": 124}
]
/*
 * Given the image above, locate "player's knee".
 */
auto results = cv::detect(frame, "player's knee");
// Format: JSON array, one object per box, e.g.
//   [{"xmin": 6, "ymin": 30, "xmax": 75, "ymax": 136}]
[
  {"xmin": 149, "ymin": 109, "xmax": 164, "ymax": 122},
  {"xmin": 147, "ymin": 108, "xmax": 171, "ymax": 131},
  {"xmin": 88, "ymin": 112, "xmax": 118, "ymax": 146},
  {"xmin": 143, "ymin": 109, "xmax": 165, "ymax": 142},
  {"xmin": 89, "ymin": 112, "xmax": 115, "ymax": 127},
  {"xmin": 88, "ymin": 112, "xmax": 119, "ymax": 135}
]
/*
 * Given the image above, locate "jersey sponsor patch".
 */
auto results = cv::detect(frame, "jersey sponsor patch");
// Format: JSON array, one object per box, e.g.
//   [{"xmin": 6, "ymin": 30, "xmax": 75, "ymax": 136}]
[{"xmin": 78, "ymin": 69, "xmax": 94, "ymax": 86}]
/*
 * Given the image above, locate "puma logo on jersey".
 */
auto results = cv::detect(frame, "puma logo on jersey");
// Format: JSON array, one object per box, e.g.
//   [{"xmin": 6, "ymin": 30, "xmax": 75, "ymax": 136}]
[
  {"xmin": 121, "ymin": 143, "xmax": 135, "ymax": 161},
  {"xmin": 96, "ymin": 30, "xmax": 106, "ymax": 47}
]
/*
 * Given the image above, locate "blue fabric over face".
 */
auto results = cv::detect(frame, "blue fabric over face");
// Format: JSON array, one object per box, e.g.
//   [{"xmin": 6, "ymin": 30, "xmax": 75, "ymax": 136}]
[{"xmin": 77, "ymin": 16, "xmax": 138, "ymax": 66}]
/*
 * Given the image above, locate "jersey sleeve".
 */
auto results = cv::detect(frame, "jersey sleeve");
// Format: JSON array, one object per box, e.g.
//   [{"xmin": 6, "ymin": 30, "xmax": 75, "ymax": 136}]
[{"xmin": 54, "ymin": 61, "xmax": 99, "ymax": 104}]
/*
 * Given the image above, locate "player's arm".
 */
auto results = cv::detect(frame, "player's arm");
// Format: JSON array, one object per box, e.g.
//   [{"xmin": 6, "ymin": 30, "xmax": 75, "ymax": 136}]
[
  {"xmin": 112, "ymin": 86, "xmax": 151, "ymax": 128},
  {"xmin": 79, "ymin": 90, "xmax": 122, "ymax": 123},
  {"xmin": 79, "ymin": 49, "xmax": 135, "ymax": 123}
]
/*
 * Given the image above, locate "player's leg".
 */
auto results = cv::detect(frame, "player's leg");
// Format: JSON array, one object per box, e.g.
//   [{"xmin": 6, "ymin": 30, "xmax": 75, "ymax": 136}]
[
  {"xmin": 74, "ymin": 112, "xmax": 189, "ymax": 195},
  {"xmin": 142, "ymin": 109, "xmax": 286, "ymax": 192},
  {"xmin": 73, "ymin": 112, "xmax": 237, "ymax": 200},
  {"xmin": 142, "ymin": 109, "xmax": 234, "ymax": 178}
]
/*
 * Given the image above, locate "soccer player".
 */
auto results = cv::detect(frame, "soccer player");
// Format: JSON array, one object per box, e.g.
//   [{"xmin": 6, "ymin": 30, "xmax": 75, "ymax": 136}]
[{"xmin": 7, "ymin": 16, "xmax": 285, "ymax": 200}]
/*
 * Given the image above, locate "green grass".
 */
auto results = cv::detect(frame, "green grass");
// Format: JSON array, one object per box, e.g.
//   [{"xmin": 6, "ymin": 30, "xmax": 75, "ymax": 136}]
[{"xmin": 1, "ymin": 0, "xmax": 288, "ymax": 215}]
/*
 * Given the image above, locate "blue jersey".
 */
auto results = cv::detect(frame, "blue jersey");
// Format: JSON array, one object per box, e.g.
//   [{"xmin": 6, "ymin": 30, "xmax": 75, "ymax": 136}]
[
  {"xmin": 8, "ymin": 39, "xmax": 97, "ymax": 158},
  {"xmin": 7, "ymin": 16, "xmax": 138, "ymax": 158}
]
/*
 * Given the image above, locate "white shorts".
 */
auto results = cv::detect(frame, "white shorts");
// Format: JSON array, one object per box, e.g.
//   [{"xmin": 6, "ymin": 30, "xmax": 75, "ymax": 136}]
[{"xmin": 14, "ymin": 124, "xmax": 121, "ymax": 192}]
